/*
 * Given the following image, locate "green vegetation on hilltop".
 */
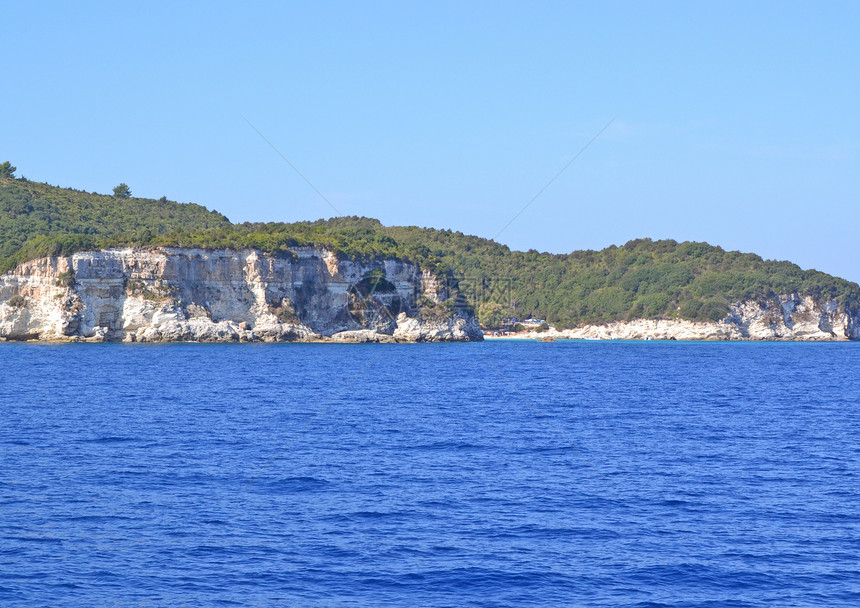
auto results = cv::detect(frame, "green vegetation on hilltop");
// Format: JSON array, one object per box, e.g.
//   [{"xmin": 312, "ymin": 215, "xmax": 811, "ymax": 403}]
[
  {"xmin": 2, "ymin": 168, "xmax": 858, "ymax": 327},
  {"xmin": 150, "ymin": 217, "xmax": 437, "ymax": 265},
  {"xmin": 383, "ymin": 226, "xmax": 860, "ymax": 327},
  {"xmin": 0, "ymin": 176, "xmax": 229, "ymax": 273}
]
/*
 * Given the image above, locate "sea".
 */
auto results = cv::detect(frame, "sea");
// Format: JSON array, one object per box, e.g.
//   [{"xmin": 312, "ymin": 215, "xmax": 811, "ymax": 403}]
[{"xmin": 2, "ymin": 340, "xmax": 859, "ymax": 607}]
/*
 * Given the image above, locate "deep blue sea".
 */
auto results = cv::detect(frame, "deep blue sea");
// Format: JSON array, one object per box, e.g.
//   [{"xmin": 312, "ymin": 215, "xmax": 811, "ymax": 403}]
[{"xmin": 2, "ymin": 341, "xmax": 860, "ymax": 607}]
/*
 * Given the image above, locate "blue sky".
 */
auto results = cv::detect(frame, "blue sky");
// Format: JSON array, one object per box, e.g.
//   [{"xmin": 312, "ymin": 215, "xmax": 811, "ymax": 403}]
[{"xmin": 4, "ymin": 1, "xmax": 859, "ymax": 281}]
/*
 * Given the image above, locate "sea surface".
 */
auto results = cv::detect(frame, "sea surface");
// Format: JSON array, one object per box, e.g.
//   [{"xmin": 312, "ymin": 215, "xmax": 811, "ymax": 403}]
[{"xmin": 2, "ymin": 340, "xmax": 859, "ymax": 607}]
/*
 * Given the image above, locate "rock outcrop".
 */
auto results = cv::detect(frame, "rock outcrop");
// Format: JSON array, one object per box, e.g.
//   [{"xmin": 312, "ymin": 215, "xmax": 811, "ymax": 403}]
[
  {"xmin": 0, "ymin": 248, "xmax": 483, "ymax": 342},
  {"xmin": 505, "ymin": 295, "xmax": 859, "ymax": 341},
  {"xmin": 4, "ymin": 248, "xmax": 856, "ymax": 342}
]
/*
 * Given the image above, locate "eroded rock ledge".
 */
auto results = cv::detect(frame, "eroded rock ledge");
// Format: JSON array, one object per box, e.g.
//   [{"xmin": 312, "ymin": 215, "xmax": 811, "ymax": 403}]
[
  {"xmin": 505, "ymin": 295, "xmax": 859, "ymax": 341},
  {"xmin": 0, "ymin": 248, "xmax": 482, "ymax": 343}
]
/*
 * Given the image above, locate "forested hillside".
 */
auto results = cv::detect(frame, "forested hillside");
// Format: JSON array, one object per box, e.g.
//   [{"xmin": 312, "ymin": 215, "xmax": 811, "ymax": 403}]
[
  {"xmin": 2, "ymin": 168, "xmax": 858, "ymax": 327},
  {"xmin": 384, "ymin": 225, "xmax": 860, "ymax": 327},
  {"xmin": 0, "ymin": 174, "xmax": 229, "ymax": 273}
]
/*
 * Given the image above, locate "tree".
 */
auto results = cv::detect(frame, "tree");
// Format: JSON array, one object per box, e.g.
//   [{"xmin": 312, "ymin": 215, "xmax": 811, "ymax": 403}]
[
  {"xmin": 113, "ymin": 183, "xmax": 131, "ymax": 198},
  {"xmin": 0, "ymin": 161, "xmax": 16, "ymax": 179},
  {"xmin": 476, "ymin": 300, "xmax": 506, "ymax": 328}
]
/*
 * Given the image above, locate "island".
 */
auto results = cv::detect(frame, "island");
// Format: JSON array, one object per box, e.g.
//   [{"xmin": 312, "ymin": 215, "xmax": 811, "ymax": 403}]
[{"xmin": 1, "ymin": 165, "xmax": 858, "ymax": 342}]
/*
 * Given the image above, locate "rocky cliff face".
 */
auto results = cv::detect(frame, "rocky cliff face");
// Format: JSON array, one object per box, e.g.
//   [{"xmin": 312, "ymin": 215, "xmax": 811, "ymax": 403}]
[
  {"xmin": 511, "ymin": 294, "xmax": 860, "ymax": 341},
  {"xmin": 0, "ymin": 248, "xmax": 483, "ymax": 342}
]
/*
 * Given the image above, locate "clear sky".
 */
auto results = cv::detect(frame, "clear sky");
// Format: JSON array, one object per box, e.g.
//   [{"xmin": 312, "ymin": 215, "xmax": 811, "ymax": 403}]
[{"xmin": 4, "ymin": 1, "xmax": 859, "ymax": 281}]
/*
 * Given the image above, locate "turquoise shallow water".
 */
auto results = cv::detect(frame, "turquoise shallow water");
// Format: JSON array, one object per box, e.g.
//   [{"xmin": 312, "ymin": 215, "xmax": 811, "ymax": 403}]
[{"xmin": 2, "ymin": 340, "xmax": 859, "ymax": 607}]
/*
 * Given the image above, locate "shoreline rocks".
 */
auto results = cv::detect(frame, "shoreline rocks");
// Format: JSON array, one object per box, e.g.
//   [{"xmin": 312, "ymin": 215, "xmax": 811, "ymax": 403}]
[{"xmin": 492, "ymin": 296, "xmax": 859, "ymax": 341}]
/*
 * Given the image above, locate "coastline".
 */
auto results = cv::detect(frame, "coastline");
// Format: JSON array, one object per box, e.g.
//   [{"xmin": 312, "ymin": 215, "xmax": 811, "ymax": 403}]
[
  {"xmin": 482, "ymin": 313, "xmax": 859, "ymax": 342},
  {"xmin": 0, "ymin": 248, "xmax": 484, "ymax": 343}
]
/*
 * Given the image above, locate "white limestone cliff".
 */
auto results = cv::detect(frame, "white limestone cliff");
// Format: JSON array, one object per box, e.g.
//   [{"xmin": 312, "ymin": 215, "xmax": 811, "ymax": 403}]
[
  {"xmin": 0, "ymin": 248, "xmax": 483, "ymax": 342},
  {"xmin": 508, "ymin": 295, "xmax": 859, "ymax": 341}
]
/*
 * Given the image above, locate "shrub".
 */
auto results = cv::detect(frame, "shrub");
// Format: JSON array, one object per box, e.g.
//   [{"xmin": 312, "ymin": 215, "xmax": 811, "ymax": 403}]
[
  {"xmin": 270, "ymin": 299, "xmax": 298, "ymax": 323},
  {"xmin": 7, "ymin": 294, "xmax": 25, "ymax": 307},
  {"xmin": 56, "ymin": 270, "xmax": 75, "ymax": 287}
]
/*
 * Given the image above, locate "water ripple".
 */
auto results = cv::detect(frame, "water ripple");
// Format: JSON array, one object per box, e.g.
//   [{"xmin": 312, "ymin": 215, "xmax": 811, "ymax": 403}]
[{"xmin": 1, "ymin": 341, "xmax": 859, "ymax": 607}]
